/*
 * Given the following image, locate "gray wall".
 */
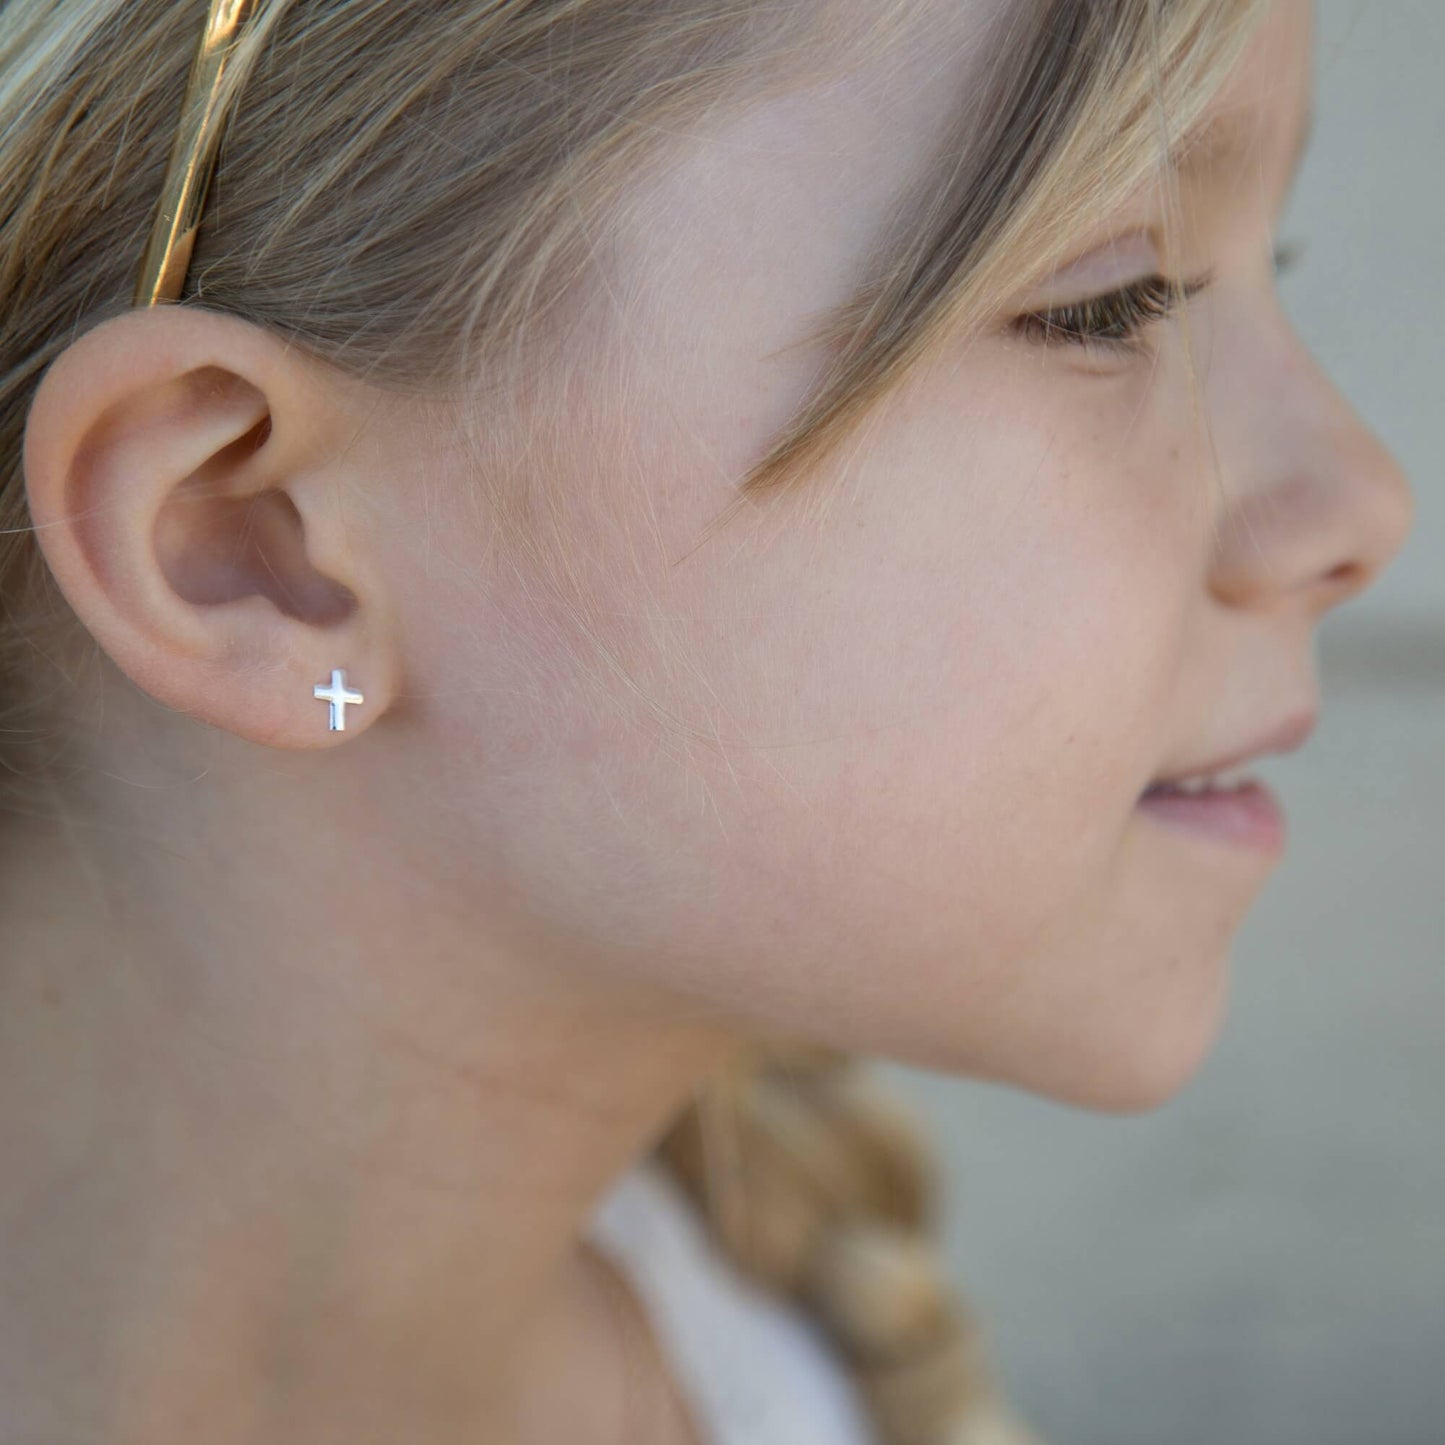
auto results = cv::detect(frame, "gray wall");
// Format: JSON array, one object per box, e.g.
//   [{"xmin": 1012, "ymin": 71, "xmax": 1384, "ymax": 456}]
[
  {"xmin": 882, "ymin": 5, "xmax": 1445, "ymax": 1441},
  {"xmin": 1283, "ymin": 1, "xmax": 1443, "ymax": 618}
]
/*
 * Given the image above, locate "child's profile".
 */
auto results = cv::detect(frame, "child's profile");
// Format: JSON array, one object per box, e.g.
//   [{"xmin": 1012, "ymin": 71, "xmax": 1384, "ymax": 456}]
[{"xmin": 0, "ymin": 1, "xmax": 1414, "ymax": 1442}]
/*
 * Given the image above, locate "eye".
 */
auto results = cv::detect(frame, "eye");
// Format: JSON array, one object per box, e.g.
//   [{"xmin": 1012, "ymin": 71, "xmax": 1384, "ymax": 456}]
[{"xmin": 1011, "ymin": 269, "xmax": 1216, "ymax": 356}]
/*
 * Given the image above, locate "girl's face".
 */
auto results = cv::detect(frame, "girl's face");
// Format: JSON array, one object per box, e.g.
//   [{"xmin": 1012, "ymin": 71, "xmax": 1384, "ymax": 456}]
[{"xmin": 373, "ymin": 0, "xmax": 1412, "ymax": 1110}]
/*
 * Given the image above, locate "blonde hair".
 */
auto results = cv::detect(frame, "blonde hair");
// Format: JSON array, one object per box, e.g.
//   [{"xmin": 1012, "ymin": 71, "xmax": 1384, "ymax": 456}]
[{"xmin": 0, "ymin": 1, "xmax": 1266, "ymax": 1440}]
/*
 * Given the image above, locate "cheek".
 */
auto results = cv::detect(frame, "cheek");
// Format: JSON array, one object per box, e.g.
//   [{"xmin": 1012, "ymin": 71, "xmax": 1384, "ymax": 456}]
[
  {"xmin": 415, "ymin": 350, "xmax": 1222, "ymax": 1108},
  {"xmin": 515, "ymin": 408, "xmax": 1196, "ymax": 1054},
  {"xmin": 680, "ymin": 453, "xmax": 1189, "ymax": 1039}
]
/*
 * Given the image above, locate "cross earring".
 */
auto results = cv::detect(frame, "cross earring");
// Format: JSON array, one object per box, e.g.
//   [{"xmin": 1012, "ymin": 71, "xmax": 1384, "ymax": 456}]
[{"xmin": 313, "ymin": 668, "xmax": 364, "ymax": 732}]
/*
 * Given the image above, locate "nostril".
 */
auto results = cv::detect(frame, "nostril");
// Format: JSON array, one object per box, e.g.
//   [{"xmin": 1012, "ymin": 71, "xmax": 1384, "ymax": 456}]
[{"xmin": 1318, "ymin": 559, "xmax": 1369, "ymax": 607}]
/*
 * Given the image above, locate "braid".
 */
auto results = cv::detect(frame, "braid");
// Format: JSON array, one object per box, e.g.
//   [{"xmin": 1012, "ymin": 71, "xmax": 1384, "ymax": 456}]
[{"xmin": 653, "ymin": 1041, "xmax": 1044, "ymax": 1445}]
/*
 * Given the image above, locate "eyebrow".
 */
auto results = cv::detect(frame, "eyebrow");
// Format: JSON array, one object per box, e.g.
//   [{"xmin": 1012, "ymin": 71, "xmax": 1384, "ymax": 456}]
[{"xmin": 1170, "ymin": 99, "xmax": 1315, "ymax": 195}]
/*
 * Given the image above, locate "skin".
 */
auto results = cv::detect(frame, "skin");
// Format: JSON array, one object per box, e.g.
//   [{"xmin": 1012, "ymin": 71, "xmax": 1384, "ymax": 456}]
[{"xmin": 1, "ymin": 1, "xmax": 1413, "ymax": 1442}]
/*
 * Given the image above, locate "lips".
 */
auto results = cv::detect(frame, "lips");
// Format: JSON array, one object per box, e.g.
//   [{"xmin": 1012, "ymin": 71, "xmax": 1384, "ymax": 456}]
[
  {"xmin": 1144, "ymin": 709, "xmax": 1319, "ymax": 793},
  {"xmin": 1137, "ymin": 776, "xmax": 1287, "ymax": 854}
]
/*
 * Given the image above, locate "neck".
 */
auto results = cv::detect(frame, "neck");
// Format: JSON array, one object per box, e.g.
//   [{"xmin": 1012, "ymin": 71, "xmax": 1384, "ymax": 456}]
[{"xmin": 0, "ymin": 751, "xmax": 738, "ymax": 1444}]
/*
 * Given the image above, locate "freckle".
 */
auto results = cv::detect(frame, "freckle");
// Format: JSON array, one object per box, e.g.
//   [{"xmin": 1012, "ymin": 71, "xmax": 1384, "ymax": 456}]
[{"xmin": 41, "ymin": 982, "xmax": 63, "ymax": 1008}]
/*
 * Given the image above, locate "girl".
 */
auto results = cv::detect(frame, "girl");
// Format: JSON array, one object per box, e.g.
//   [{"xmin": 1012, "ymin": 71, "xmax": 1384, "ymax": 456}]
[{"xmin": 0, "ymin": 1, "xmax": 1413, "ymax": 1442}]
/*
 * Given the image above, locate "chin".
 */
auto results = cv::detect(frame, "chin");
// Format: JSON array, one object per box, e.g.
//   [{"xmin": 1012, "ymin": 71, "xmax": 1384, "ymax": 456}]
[
  {"xmin": 1048, "ymin": 960, "xmax": 1234, "ymax": 1115},
  {"xmin": 888, "ymin": 996, "xmax": 1229, "ymax": 1113},
  {"xmin": 1059, "ymin": 1042, "xmax": 1218, "ymax": 1115},
  {"xmin": 857, "ymin": 942, "xmax": 1234, "ymax": 1112}
]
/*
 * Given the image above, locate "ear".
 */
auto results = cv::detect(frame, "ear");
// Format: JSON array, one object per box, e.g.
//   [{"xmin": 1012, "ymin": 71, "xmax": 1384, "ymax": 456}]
[{"xmin": 21, "ymin": 305, "xmax": 402, "ymax": 749}]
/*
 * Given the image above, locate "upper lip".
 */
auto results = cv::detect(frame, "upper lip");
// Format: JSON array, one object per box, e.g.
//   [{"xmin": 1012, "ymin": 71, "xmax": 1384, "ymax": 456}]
[{"xmin": 1147, "ymin": 709, "xmax": 1319, "ymax": 788}]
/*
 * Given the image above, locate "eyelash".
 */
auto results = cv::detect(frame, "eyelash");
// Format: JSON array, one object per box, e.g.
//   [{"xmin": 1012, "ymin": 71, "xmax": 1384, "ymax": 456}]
[
  {"xmin": 1012, "ymin": 237, "xmax": 1306, "ymax": 355},
  {"xmin": 1012, "ymin": 272, "xmax": 1211, "ymax": 355}
]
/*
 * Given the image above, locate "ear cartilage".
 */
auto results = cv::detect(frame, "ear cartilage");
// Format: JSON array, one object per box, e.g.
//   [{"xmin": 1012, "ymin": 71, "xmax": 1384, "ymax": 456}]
[{"xmin": 313, "ymin": 668, "xmax": 364, "ymax": 732}]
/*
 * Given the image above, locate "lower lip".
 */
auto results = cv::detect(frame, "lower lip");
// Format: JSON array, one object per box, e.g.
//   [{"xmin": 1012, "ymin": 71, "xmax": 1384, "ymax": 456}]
[{"xmin": 1136, "ymin": 779, "xmax": 1286, "ymax": 855}]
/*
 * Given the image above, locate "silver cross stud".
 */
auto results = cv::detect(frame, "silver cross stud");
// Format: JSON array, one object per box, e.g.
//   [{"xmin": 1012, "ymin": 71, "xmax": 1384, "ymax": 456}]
[{"xmin": 313, "ymin": 667, "xmax": 364, "ymax": 732}]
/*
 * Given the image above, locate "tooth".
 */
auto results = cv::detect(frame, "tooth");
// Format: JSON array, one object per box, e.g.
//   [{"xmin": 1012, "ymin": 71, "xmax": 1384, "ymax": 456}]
[{"xmin": 1170, "ymin": 767, "xmax": 1254, "ymax": 794}]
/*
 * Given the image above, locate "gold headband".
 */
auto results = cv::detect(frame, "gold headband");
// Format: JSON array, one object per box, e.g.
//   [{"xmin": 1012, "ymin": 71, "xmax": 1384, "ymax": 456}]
[{"xmin": 133, "ymin": 0, "xmax": 266, "ymax": 307}]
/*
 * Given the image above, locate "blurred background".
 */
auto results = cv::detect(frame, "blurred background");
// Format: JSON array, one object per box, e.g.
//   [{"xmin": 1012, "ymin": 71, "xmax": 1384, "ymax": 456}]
[{"xmin": 880, "ymin": 3, "xmax": 1445, "ymax": 1441}]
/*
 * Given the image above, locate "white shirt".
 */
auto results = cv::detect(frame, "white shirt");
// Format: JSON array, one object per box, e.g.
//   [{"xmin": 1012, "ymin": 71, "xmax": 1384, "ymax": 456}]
[{"xmin": 586, "ymin": 1157, "xmax": 881, "ymax": 1445}]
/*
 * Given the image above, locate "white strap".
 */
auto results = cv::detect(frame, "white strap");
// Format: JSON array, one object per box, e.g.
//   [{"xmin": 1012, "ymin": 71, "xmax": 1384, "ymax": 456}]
[{"xmin": 586, "ymin": 1159, "xmax": 879, "ymax": 1445}]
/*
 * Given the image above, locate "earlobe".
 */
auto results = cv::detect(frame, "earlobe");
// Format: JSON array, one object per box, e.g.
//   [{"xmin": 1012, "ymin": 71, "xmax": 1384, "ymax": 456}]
[{"xmin": 21, "ymin": 305, "xmax": 398, "ymax": 750}]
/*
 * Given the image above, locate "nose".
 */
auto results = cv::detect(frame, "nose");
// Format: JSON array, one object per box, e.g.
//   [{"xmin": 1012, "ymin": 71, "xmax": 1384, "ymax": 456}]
[{"xmin": 1207, "ymin": 317, "xmax": 1416, "ymax": 617}]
